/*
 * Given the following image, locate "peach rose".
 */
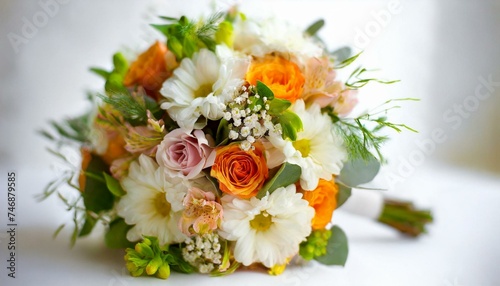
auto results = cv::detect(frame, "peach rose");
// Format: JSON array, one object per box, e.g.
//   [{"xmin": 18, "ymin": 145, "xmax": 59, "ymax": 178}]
[
  {"xmin": 301, "ymin": 179, "xmax": 339, "ymax": 230},
  {"xmin": 210, "ymin": 143, "xmax": 269, "ymax": 199},
  {"xmin": 245, "ymin": 55, "xmax": 305, "ymax": 103},
  {"xmin": 123, "ymin": 41, "xmax": 177, "ymax": 100}
]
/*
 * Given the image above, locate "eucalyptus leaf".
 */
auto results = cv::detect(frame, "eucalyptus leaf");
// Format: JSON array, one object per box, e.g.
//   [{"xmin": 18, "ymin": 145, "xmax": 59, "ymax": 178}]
[
  {"xmin": 330, "ymin": 46, "xmax": 352, "ymax": 63},
  {"xmin": 105, "ymin": 218, "xmax": 135, "ymax": 249},
  {"xmin": 338, "ymin": 153, "xmax": 380, "ymax": 187},
  {"xmin": 315, "ymin": 225, "xmax": 348, "ymax": 266},
  {"xmin": 305, "ymin": 19, "xmax": 325, "ymax": 36},
  {"xmin": 257, "ymin": 163, "xmax": 301, "ymax": 199},
  {"xmin": 335, "ymin": 51, "xmax": 362, "ymax": 69},
  {"xmin": 103, "ymin": 172, "xmax": 126, "ymax": 197},
  {"xmin": 336, "ymin": 184, "xmax": 352, "ymax": 208}
]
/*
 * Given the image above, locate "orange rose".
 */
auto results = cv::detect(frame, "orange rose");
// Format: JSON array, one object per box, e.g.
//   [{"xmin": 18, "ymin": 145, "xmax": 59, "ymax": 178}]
[
  {"xmin": 301, "ymin": 179, "xmax": 339, "ymax": 230},
  {"xmin": 210, "ymin": 143, "xmax": 269, "ymax": 199},
  {"xmin": 123, "ymin": 41, "xmax": 177, "ymax": 100},
  {"xmin": 246, "ymin": 55, "xmax": 305, "ymax": 103}
]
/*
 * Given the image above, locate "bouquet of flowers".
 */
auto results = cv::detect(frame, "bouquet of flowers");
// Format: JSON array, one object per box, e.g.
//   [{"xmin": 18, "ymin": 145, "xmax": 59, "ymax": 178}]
[{"xmin": 40, "ymin": 6, "xmax": 432, "ymax": 280}]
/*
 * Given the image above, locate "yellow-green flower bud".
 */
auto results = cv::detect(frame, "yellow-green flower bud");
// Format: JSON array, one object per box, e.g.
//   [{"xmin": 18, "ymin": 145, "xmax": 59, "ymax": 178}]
[
  {"xmin": 146, "ymin": 255, "xmax": 162, "ymax": 275},
  {"xmin": 215, "ymin": 21, "xmax": 234, "ymax": 48},
  {"xmin": 157, "ymin": 263, "xmax": 171, "ymax": 279},
  {"xmin": 126, "ymin": 262, "xmax": 138, "ymax": 273}
]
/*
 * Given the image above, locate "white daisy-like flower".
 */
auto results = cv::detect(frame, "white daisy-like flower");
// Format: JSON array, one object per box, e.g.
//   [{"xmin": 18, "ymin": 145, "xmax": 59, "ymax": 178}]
[
  {"xmin": 268, "ymin": 99, "xmax": 347, "ymax": 190},
  {"xmin": 219, "ymin": 185, "xmax": 314, "ymax": 268},
  {"xmin": 233, "ymin": 17, "xmax": 323, "ymax": 62},
  {"xmin": 160, "ymin": 45, "xmax": 250, "ymax": 131},
  {"xmin": 116, "ymin": 154, "xmax": 187, "ymax": 246}
]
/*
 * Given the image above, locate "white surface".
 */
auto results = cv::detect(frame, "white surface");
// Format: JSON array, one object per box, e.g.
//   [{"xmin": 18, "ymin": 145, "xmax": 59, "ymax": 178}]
[
  {"xmin": 341, "ymin": 188, "xmax": 384, "ymax": 219},
  {"xmin": 0, "ymin": 163, "xmax": 500, "ymax": 285}
]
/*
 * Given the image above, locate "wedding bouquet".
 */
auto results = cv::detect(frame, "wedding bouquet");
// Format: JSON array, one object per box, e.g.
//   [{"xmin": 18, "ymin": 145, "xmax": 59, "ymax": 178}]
[{"xmin": 40, "ymin": 6, "xmax": 432, "ymax": 280}]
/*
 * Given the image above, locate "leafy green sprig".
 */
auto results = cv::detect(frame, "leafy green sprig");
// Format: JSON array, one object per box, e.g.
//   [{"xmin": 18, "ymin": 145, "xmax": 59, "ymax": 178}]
[
  {"xmin": 325, "ymin": 98, "xmax": 418, "ymax": 162},
  {"xmin": 152, "ymin": 12, "xmax": 225, "ymax": 60}
]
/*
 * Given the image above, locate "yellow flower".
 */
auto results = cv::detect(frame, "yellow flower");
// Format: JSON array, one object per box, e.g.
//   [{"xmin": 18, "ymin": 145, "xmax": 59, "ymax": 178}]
[{"xmin": 246, "ymin": 55, "xmax": 305, "ymax": 103}]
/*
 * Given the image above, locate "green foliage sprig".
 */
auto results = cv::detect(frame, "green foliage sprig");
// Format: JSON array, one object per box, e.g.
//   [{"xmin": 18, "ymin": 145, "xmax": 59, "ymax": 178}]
[
  {"xmin": 152, "ymin": 12, "xmax": 225, "ymax": 60},
  {"xmin": 326, "ymin": 98, "xmax": 418, "ymax": 162}
]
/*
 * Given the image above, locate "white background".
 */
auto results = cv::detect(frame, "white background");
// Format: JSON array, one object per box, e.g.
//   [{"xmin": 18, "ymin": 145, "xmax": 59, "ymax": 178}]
[{"xmin": 0, "ymin": 0, "xmax": 500, "ymax": 285}]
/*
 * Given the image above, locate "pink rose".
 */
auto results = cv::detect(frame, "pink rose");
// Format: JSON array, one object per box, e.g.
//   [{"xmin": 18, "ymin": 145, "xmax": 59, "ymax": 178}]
[{"xmin": 156, "ymin": 129, "xmax": 215, "ymax": 179}]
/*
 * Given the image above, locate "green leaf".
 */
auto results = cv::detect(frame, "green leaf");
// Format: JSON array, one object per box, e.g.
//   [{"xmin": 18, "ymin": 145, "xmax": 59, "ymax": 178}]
[
  {"xmin": 151, "ymin": 23, "xmax": 170, "ymax": 35},
  {"xmin": 330, "ymin": 46, "xmax": 352, "ymax": 63},
  {"xmin": 103, "ymin": 172, "xmax": 126, "ymax": 197},
  {"xmin": 82, "ymin": 155, "xmax": 114, "ymax": 213},
  {"xmin": 336, "ymin": 185, "xmax": 352, "ymax": 208},
  {"xmin": 216, "ymin": 119, "xmax": 230, "ymax": 146},
  {"xmin": 168, "ymin": 246, "xmax": 196, "ymax": 273},
  {"xmin": 335, "ymin": 51, "xmax": 362, "ymax": 69},
  {"xmin": 277, "ymin": 110, "xmax": 303, "ymax": 141},
  {"xmin": 53, "ymin": 224, "xmax": 66, "ymax": 239},
  {"xmin": 256, "ymin": 80, "xmax": 274, "ymax": 100},
  {"xmin": 257, "ymin": 163, "xmax": 301, "ymax": 199},
  {"xmin": 166, "ymin": 36, "xmax": 183, "ymax": 60},
  {"xmin": 268, "ymin": 98, "xmax": 291, "ymax": 115},
  {"xmin": 89, "ymin": 67, "xmax": 110, "ymax": 79},
  {"xmin": 315, "ymin": 225, "xmax": 348, "ymax": 266},
  {"xmin": 339, "ymin": 153, "xmax": 380, "ymax": 187},
  {"xmin": 305, "ymin": 19, "xmax": 325, "ymax": 36},
  {"xmin": 105, "ymin": 218, "xmax": 135, "ymax": 249},
  {"xmin": 159, "ymin": 16, "xmax": 178, "ymax": 21},
  {"xmin": 79, "ymin": 214, "xmax": 97, "ymax": 237}
]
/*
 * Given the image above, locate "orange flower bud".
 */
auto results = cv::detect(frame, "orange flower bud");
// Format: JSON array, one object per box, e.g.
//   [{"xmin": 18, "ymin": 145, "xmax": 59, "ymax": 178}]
[{"xmin": 123, "ymin": 41, "xmax": 176, "ymax": 100}]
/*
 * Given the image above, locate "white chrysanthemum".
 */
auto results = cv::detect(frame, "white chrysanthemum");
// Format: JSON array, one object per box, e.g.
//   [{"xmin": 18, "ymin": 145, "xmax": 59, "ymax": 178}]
[
  {"xmin": 233, "ymin": 17, "xmax": 323, "ymax": 62},
  {"xmin": 160, "ymin": 45, "xmax": 250, "ymax": 131},
  {"xmin": 268, "ymin": 99, "xmax": 347, "ymax": 190},
  {"xmin": 219, "ymin": 185, "xmax": 314, "ymax": 268},
  {"xmin": 116, "ymin": 154, "xmax": 187, "ymax": 246}
]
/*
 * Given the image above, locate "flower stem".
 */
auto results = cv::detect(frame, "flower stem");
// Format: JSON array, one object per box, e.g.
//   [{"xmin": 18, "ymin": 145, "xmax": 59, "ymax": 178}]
[{"xmin": 377, "ymin": 199, "xmax": 433, "ymax": 237}]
